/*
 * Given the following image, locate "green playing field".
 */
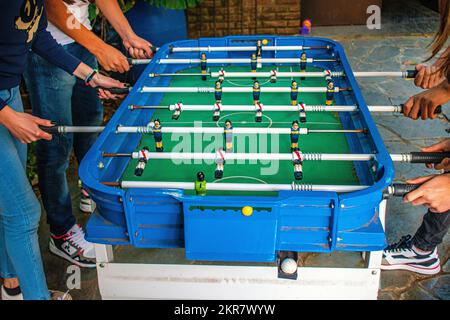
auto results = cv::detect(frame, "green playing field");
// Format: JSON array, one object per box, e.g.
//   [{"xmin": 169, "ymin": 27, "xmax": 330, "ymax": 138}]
[{"xmin": 121, "ymin": 65, "xmax": 360, "ymax": 196}]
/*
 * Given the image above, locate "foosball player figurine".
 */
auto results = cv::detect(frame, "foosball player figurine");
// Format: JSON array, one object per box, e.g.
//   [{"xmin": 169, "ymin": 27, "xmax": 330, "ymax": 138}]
[
  {"xmin": 291, "ymin": 80, "xmax": 298, "ymax": 106},
  {"xmin": 215, "ymin": 149, "xmax": 225, "ymax": 179},
  {"xmin": 215, "ymin": 80, "xmax": 222, "ymax": 103},
  {"xmin": 218, "ymin": 69, "xmax": 225, "ymax": 83},
  {"xmin": 256, "ymin": 40, "xmax": 263, "ymax": 68},
  {"xmin": 325, "ymin": 70, "xmax": 333, "ymax": 82},
  {"xmin": 201, "ymin": 53, "xmax": 208, "ymax": 81},
  {"xmin": 195, "ymin": 171, "xmax": 207, "ymax": 196},
  {"xmin": 251, "ymin": 53, "xmax": 257, "ymax": 79},
  {"xmin": 153, "ymin": 119, "xmax": 164, "ymax": 152},
  {"xmin": 299, "ymin": 102, "xmax": 307, "ymax": 123},
  {"xmin": 253, "ymin": 80, "xmax": 261, "ymax": 104},
  {"xmin": 270, "ymin": 69, "xmax": 277, "ymax": 83},
  {"xmin": 292, "ymin": 150, "xmax": 304, "ymax": 180},
  {"xmin": 213, "ymin": 102, "xmax": 221, "ymax": 121},
  {"xmin": 224, "ymin": 119, "xmax": 233, "ymax": 152},
  {"xmin": 290, "ymin": 120, "xmax": 300, "ymax": 152},
  {"xmin": 255, "ymin": 102, "xmax": 263, "ymax": 123},
  {"xmin": 172, "ymin": 102, "xmax": 182, "ymax": 120},
  {"xmin": 134, "ymin": 147, "xmax": 150, "ymax": 177},
  {"xmin": 300, "ymin": 52, "xmax": 307, "ymax": 80},
  {"xmin": 326, "ymin": 81, "xmax": 335, "ymax": 106}
]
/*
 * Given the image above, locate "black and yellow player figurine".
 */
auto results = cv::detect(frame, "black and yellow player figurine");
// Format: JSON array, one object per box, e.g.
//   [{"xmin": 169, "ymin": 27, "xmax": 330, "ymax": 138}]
[
  {"xmin": 290, "ymin": 80, "xmax": 298, "ymax": 106},
  {"xmin": 300, "ymin": 51, "xmax": 307, "ymax": 80},
  {"xmin": 326, "ymin": 81, "xmax": 335, "ymax": 106},
  {"xmin": 215, "ymin": 80, "xmax": 222, "ymax": 103},
  {"xmin": 195, "ymin": 171, "xmax": 207, "ymax": 196},
  {"xmin": 253, "ymin": 80, "xmax": 261, "ymax": 104},
  {"xmin": 224, "ymin": 119, "xmax": 233, "ymax": 152},
  {"xmin": 251, "ymin": 53, "xmax": 257, "ymax": 79},
  {"xmin": 200, "ymin": 53, "xmax": 207, "ymax": 81},
  {"xmin": 290, "ymin": 120, "xmax": 300, "ymax": 152},
  {"xmin": 153, "ymin": 119, "xmax": 163, "ymax": 152},
  {"xmin": 134, "ymin": 147, "xmax": 149, "ymax": 177}
]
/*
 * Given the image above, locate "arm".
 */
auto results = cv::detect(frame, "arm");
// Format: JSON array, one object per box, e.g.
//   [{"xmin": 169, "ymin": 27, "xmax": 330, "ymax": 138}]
[
  {"xmin": 403, "ymin": 79, "xmax": 450, "ymax": 120},
  {"xmin": 95, "ymin": 0, "xmax": 153, "ymax": 59},
  {"xmin": 404, "ymin": 173, "xmax": 450, "ymax": 213},
  {"xmin": 2, "ymin": 6, "xmax": 126, "ymax": 145},
  {"xmin": 45, "ymin": 0, "xmax": 129, "ymax": 73},
  {"xmin": 414, "ymin": 47, "xmax": 450, "ymax": 89}
]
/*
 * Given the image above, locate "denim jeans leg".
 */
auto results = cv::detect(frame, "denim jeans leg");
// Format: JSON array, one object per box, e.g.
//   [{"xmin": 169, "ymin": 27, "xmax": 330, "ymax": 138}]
[
  {"xmin": 412, "ymin": 209, "xmax": 450, "ymax": 252},
  {"xmin": 24, "ymin": 52, "xmax": 76, "ymax": 236},
  {"xmin": 0, "ymin": 87, "xmax": 50, "ymax": 300},
  {"xmin": 68, "ymin": 44, "xmax": 103, "ymax": 163}
]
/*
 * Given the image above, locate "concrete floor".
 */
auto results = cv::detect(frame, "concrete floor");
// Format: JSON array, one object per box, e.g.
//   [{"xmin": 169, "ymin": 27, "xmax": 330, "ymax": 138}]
[{"xmin": 35, "ymin": 0, "xmax": 449, "ymax": 300}]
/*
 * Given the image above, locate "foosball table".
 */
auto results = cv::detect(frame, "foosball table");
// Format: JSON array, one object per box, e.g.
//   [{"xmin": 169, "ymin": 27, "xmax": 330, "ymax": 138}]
[{"xmin": 67, "ymin": 35, "xmax": 448, "ymax": 299}]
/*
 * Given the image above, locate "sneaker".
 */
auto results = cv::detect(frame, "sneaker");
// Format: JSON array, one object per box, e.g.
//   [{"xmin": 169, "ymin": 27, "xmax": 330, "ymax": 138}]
[
  {"xmin": 381, "ymin": 235, "xmax": 441, "ymax": 275},
  {"xmin": 1, "ymin": 286, "xmax": 72, "ymax": 300},
  {"xmin": 80, "ymin": 188, "xmax": 96, "ymax": 213},
  {"xmin": 50, "ymin": 290, "xmax": 72, "ymax": 300},
  {"xmin": 49, "ymin": 224, "xmax": 96, "ymax": 268},
  {"xmin": 1, "ymin": 285, "xmax": 23, "ymax": 300}
]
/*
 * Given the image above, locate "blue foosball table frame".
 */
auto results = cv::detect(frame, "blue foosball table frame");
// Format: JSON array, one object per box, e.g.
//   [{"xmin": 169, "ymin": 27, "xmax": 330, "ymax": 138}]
[{"xmin": 79, "ymin": 35, "xmax": 395, "ymax": 299}]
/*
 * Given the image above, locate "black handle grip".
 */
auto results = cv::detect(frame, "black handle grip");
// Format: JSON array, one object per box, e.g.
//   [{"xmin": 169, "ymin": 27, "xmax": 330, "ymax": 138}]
[
  {"xmin": 390, "ymin": 183, "xmax": 421, "ymax": 197},
  {"xmin": 405, "ymin": 69, "xmax": 418, "ymax": 79},
  {"xmin": 38, "ymin": 125, "xmax": 59, "ymax": 134},
  {"xmin": 99, "ymin": 87, "xmax": 131, "ymax": 95},
  {"xmin": 410, "ymin": 152, "xmax": 450, "ymax": 164},
  {"xmin": 400, "ymin": 104, "xmax": 442, "ymax": 116}
]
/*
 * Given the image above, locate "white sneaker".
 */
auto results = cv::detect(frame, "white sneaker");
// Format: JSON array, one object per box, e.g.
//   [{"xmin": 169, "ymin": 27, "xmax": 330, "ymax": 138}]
[
  {"xmin": 80, "ymin": 188, "xmax": 96, "ymax": 213},
  {"xmin": 381, "ymin": 235, "xmax": 441, "ymax": 275},
  {"xmin": 1, "ymin": 285, "xmax": 23, "ymax": 300},
  {"xmin": 49, "ymin": 224, "xmax": 96, "ymax": 268}
]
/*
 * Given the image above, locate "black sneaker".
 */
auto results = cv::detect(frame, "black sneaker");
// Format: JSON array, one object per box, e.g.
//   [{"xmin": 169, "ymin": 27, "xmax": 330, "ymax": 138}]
[
  {"xmin": 381, "ymin": 235, "xmax": 441, "ymax": 275},
  {"xmin": 49, "ymin": 224, "xmax": 96, "ymax": 268}
]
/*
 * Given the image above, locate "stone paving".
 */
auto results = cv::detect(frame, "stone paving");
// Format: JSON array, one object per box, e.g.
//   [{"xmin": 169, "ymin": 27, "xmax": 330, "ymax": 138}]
[{"xmin": 35, "ymin": 0, "xmax": 449, "ymax": 300}]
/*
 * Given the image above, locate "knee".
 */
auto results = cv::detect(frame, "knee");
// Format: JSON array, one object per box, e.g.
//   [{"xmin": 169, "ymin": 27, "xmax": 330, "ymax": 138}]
[{"xmin": 3, "ymin": 196, "xmax": 41, "ymax": 232}]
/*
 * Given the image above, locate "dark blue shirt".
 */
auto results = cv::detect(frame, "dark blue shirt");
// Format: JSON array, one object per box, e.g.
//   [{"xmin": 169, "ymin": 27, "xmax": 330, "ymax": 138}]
[{"xmin": 0, "ymin": 0, "xmax": 81, "ymax": 110}]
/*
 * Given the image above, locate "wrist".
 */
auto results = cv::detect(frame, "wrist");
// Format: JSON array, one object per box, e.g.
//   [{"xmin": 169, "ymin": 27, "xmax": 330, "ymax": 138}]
[{"xmin": 0, "ymin": 106, "xmax": 16, "ymax": 126}]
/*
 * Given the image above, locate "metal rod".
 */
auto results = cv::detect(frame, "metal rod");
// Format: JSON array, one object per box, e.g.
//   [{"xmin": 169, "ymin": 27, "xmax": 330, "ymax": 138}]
[
  {"xmin": 102, "ymin": 151, "xmax": 450, "ymax": 164},
  {"xmin": 115, "ymin": 126, "xmax": 364, "ymax": 135},
  {"xmin": 148, "ymin": 70, "xmax": 416, "ymax": 79},
  {"xmin": 129, "ymin": 104, "xmax": 404, "ymax": 113},
  {"xmin": 167, "ymin": 45, "xmax": 331, "ymax": 53},
  {"xmin": 103, "ymin": 181, "xmax": 367, "ymax": 193},
  {"xmin": 158, "ymin": 58, "xmax": 337, "ymax": 65},
  {"xmin": 140, "ymin": 87, "xmax": 348, "ymax": 93}
]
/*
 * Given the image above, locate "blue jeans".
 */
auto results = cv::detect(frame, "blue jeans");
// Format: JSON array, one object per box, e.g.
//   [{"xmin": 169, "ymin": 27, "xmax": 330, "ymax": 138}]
[
  {"xmin": 0, "ymin": 87, "xmax": 50, "ymax": 300},
  {"xmin": 24, "ymin": 43, "xmax": 103, "ymax": 236}
]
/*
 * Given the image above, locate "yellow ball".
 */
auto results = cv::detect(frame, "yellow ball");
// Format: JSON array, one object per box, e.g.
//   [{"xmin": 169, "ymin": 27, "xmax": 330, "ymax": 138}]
[
  {"xmin": 242, "ymin": 206, "xmax": 253, "ymax": 216},
  {"xmin": 262, "ymin": 39, "xmax": 268, "ymax": 45}
]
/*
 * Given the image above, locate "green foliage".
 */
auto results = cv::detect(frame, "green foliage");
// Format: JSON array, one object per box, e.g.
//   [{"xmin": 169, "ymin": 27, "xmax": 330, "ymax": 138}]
[
  {"xmin": 89, "ymin": 0, "xmax": 203, "ymax": 19},
  {"xmin": 27, "ymin": 142, "xmax": 38, "ymax": 185},
  {"xmin": 142, "ymin": 0, "xmax": 204, "ymax": 9}
]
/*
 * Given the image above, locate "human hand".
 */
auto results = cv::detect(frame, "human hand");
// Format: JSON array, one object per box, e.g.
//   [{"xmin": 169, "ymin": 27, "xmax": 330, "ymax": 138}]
[
  {"xmin": 403, "ymin": 81, "xmax": 450, "ymax": 120},
  {"xmin": 422, "ymin": 139, "xmax": 450, "ymax": 170},
  {"xmin": 414, "ymin": 64, "xmax": 446, "ymax": 89},
  {"xmin": 0, "ymin": 106, "xmax": 53, "ymax": 143},
  {"xmin": 404, "ymin": 174, "xmax": 450, "ymax": 213},
  {"xmin": 89, "ymin": 73, "xmax": 128, "ymax": 100},
  {"xmin": 95, "ymin": 43, "xmax": 130, "ymax": 73},
  {"xmin": 123, "ymin": 33, "xmax": 153, "ymax": 59}
]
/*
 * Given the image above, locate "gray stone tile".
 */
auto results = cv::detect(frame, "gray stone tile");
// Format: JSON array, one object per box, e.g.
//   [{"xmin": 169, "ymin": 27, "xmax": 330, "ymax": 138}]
[{"xmin": 419, "ymin": 275, "xmax": 450, "ymax": 300}]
